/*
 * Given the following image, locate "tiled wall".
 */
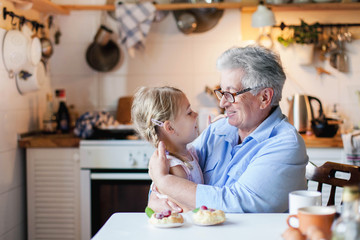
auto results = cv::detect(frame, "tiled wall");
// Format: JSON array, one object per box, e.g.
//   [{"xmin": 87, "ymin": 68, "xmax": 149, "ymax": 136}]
[
  {"xmin": 50, "ymin": 6, "xmax": 360, "ymax": 130},
  {"xmin": 0, "ymin": 1, "xmax": 52, "ymax": 239},
  {"xmin": 0, "ymin": 38, "xmax": 52, "ymax": 240}
]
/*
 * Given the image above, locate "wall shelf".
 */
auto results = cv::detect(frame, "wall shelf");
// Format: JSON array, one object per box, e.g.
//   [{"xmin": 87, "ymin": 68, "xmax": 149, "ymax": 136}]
[
  {"xmin": 59, "ymin": 2, "xmax": 360, "ymax": 12},
  {"xmin": 32, "ymin": 0, "xmax": 70, "ymax": 15}
]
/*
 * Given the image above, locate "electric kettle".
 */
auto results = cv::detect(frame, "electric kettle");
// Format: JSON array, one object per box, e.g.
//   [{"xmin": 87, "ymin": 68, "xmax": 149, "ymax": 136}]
[{"xmin": 287, "ymin": 94, "xmax": 324, "ymax": 133}]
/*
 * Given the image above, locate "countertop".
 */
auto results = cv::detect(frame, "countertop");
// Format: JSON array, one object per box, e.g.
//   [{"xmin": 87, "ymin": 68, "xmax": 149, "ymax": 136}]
[
  {"xmin": 18, "ymin": 132, "xmax": 81, "ymax": 148},
  {"xmin": 92, "ymin": 212, "xmax": 288, "ymax": 240},
  {"xmin": 17, "ymin": 132, "xmax": 344, "ymax": 148}
]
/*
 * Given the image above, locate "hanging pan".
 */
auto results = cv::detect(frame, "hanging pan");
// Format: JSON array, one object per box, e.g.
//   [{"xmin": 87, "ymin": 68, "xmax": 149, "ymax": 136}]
[{"xmin": 86, "ymin": 25, "xmax": 121, "ymax": 72}]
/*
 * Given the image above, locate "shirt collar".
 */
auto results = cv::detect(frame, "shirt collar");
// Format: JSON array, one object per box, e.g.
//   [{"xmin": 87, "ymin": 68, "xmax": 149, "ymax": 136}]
[
  {"xmin": 249, "ymin": 106, "xmax": 283, "ymax": 143},
  {"xmin": 213, "ymin": 106, "xmax": 284, "ymax": 144}
]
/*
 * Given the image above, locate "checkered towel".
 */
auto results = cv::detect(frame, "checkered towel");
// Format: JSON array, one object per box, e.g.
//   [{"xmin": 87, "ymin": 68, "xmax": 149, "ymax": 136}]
[
  {"xmin": 342, "ymin": 131, "xmax": 360, "ymax": 166},
  {"xmin": 114, "ymin": 1, "xmax": 156, "ymax": 56}
]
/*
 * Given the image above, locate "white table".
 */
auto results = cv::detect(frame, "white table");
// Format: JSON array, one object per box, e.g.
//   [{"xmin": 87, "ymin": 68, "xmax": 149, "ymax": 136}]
[{"xmin": 92, "ymin": 212, "xmax": 289, "ymax": 240}]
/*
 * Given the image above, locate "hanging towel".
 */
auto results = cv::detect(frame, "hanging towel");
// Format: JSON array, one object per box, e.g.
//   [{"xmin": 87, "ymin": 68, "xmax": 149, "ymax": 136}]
[
  {"xmin": 341, "ymin": 130, "xmax": 360, "ymax": 166},
  {"xmin": 114, "ymin": 1, "xmax": 156, "ymax": 56}
]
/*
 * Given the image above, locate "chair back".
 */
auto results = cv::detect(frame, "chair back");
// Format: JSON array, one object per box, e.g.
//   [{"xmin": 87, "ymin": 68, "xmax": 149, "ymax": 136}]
[{"xmin": 306, "ymin": 161, "xmax": 360, "ymax": 206}]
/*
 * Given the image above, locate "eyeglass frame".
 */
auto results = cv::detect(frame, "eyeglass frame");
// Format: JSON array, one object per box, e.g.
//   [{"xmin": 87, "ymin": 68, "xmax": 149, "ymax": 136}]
[{"xmin": 213, "ymin": 87, "xmax": 256, "ymax": 103}]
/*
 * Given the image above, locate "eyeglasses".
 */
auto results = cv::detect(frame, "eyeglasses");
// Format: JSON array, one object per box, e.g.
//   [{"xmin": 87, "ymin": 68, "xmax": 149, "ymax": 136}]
[{"xmin": 213, "ymin": 88, "xmax": 253, "ymax": 103}]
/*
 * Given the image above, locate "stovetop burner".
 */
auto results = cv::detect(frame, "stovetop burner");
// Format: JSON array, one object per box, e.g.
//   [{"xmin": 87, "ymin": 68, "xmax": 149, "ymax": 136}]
[{"xmin": 88, "ymin": 127, "xmax": 137, "ymax": 140}]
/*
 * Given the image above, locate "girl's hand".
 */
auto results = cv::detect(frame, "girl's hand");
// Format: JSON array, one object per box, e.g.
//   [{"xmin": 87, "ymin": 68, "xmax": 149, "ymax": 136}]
[
  {"xmin": 148, "ymin": 191, "xmax": 183, "ymax": 213},
  {"xmin": 207, "ymin": 114, "xmax": 226, "ymax": 126},
  {"xmin": 148, "ymin": 141, "xmax": 170, "ymax": 185}
]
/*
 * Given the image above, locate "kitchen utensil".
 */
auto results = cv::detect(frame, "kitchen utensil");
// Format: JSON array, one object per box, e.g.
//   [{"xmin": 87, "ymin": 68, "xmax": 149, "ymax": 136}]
[
  {"xmin": 311, "ymin": 119, "xmax": 339, "ymax": 138},
  {"xmin": 15, "ymin": 61, "xmax": 46, "ymax": 94},
  {"xmin": 2, "ymin": 29, "xmax": 28, "ymax": 78},
  {"xmin": 176, "ymin": 12, "xmax": 197, "ymax": 34},
  {"xmin": 22, "ymin": 25, "xmax": 42, "ymax": 66},
  {"xmin": 86, "ymin": 25, "xmax": 121, "ymax": 72},
  {"xmin": 336, "ymin": 30, "xmax": 348, "ymax": 72},
  {"xmin": 40, "ymin": 36, "xmax": 53, "ymax": 59},
  {"xmin": 116, "ymin": 96, "xmax": 133, "ymax": 124},
  {"xmin": 172, "ymin": 0, "xmax": 224, "ymax": 34},
  {"xmin": 288, "ymin": 94, "xmax": 324, "ymax": 133}
]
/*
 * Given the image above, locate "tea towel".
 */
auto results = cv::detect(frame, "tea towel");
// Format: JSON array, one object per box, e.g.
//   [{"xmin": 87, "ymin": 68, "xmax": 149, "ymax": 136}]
[
  {"xmin": 341, "ymin": 131, "xmax": 360, "ymax": 165},
  {"xmin": 114, "ymin": 1, "xmax": 156, "ymax": 57}
]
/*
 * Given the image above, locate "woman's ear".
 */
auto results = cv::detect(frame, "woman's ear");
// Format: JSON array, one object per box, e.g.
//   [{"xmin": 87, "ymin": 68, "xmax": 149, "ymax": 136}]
[
  {"xmin": 259, "ymin": 88, "xmax": 274, "ymax": 109},
  {"xmin": 163, "ymin": 120, "xmax": 175, "ymax": 134}
]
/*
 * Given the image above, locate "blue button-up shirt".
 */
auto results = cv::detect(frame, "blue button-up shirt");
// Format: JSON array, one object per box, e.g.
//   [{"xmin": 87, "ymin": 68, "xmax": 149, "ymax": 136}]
[{"xmin": 192, "ymin": 107, "xmax": 308, "ymax": 213}]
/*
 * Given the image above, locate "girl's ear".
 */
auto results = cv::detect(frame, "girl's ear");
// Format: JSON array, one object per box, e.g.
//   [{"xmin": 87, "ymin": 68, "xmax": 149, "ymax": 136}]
[{"xmin": 163, "ymin": 120, "xmax": 175, "ymax": 134}]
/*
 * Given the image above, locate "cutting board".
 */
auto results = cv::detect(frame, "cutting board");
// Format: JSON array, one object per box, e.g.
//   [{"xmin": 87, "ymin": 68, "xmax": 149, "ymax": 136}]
[{"xmin": 116, "ymin": 96, "xmax": 133, "ymax": 124}]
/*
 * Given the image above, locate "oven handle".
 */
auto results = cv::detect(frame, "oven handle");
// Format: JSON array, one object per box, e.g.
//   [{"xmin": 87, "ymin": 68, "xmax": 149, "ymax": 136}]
[{"xmin": 90, "ymin": 172, "xmax": 151, "ymax": 180}]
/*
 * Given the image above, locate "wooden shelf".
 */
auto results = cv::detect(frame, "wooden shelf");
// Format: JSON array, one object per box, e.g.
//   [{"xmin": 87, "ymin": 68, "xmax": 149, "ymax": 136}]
[
  {"xmin": 61, "ymin": 2, "xmax": 254, "ymax": 11},
  {"xmin": 243, "ymin": 2, "xmax": 360, "ymax": 12},
  {"xmin": 32, "ymin": 0, "xmax": 70, "ymax": 15},
  {"xmin": 60, "ymin": 2, "xmax": 360, "ymax": 12}
]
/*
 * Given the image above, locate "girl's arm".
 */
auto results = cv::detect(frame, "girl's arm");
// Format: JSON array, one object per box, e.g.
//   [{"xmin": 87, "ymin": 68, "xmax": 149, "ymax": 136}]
[{"xmin": 169, "ymin": 165, "xmax": 187, "ymax": 179}]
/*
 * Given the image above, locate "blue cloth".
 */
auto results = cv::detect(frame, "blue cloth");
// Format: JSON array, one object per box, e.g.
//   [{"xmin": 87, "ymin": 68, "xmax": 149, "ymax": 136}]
[{"xmin": 192, "ymin": 107, "xmax": 308, "ymax": 213}]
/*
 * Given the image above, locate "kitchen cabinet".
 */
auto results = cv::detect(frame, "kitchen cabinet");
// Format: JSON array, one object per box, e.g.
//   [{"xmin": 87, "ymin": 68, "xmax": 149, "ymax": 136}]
[{"xmin": 26, "ymin": 148, "xmax": 80, "ymax": 240}]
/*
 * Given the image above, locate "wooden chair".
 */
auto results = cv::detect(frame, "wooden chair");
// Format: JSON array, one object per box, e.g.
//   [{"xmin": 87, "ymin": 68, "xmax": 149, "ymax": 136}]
[{"xmin": 306, "ymin": 161, "xmax": 360, "ymax": 206}]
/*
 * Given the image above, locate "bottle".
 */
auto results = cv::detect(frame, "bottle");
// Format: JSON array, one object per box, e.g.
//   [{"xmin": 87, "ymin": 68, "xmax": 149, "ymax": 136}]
[
  {"xmin": 68, "ymin": 104, "xmax": 79, "ymax": 130},
  {"xmin": 56, "ymin": 89, "xmax": 70, "ymax": 133},
  {"xmin": 331, "ymin": 185, "xmax": 360, "ymax": 240},
  {"xmin": 43, "ymin": 93, "xmax": 57, "ymax": 133}
]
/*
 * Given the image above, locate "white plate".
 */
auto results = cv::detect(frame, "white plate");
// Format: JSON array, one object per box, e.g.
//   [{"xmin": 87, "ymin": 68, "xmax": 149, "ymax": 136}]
[
  {"xmin": 192, "ymin": 219, "xmax": 226, "ymax": 226},
  {"xmin": 151, "ymin": 222, "xmax": 185, "ymax": 228}
]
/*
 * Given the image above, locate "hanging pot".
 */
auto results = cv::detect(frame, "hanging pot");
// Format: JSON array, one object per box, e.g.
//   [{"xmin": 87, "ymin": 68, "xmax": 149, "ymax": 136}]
[
  {"xmin": 172, "ymin": 0, "xmax": 224, "ymax": 34},
  {"xmin": 86, "ymin": 25, "xmax": 121, "ymax": 72},
  {"xmin": 22, "ymin": 25, "xmax": 42, "ymax": 66},
  {"xmin": 2, "ymin": 29, "xmax": 28, "ymax": 78},
  {"xmin": 40, "ymin": 37, "xmax": 53, "ymax": 59},
  {"xmin": 15, "ymin": 61, "xmax": 46, "ymax": 94}
]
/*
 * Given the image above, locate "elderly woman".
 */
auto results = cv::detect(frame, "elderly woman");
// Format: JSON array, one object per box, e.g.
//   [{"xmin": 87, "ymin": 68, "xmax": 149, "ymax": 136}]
[{"xmin": 148, "ymin": 46, "xmax": 308, "ymax": 213}]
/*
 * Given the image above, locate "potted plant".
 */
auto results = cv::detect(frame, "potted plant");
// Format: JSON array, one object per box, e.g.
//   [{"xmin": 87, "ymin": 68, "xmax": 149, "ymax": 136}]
[{"xmin": 277, "ymin": 19, "xmax": 321, "ymax": 65}]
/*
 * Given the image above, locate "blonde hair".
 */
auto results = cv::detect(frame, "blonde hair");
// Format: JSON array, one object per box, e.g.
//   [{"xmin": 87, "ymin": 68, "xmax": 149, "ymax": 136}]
[{"xmin": 131, "ymin": 86, "xmax": 184, "ymax": 148}]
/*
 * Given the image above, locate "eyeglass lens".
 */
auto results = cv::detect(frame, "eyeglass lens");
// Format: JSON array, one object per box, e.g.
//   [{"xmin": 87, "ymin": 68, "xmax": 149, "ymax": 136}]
[{"xmin": 215, "ymin": 90, "xmax": 234, "ymax": 103}]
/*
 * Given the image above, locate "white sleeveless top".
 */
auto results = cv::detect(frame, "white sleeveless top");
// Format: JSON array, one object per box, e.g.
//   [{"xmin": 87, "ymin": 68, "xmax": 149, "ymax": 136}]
[{"xmin": 167, "ymin": 145, "xmax": 204, "ymax": 184}]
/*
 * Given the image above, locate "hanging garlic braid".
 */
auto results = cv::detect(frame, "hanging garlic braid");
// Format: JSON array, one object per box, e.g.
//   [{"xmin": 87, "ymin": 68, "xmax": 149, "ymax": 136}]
[{"xmin": 131, "ymin": 86, "xmax": 193, "ymax": 169}]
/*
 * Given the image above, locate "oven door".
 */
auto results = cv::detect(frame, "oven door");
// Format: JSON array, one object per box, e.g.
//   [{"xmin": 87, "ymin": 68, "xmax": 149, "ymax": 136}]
[{"xmin": 81, "ymin": 170, "xmax": 151, "ymax": 238}]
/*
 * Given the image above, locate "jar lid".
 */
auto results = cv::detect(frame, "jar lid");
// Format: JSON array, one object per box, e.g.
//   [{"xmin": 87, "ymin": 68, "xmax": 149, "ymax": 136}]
[{"xmin": 342, "ymin": 185, "xmax": 360, "ymax": 202}]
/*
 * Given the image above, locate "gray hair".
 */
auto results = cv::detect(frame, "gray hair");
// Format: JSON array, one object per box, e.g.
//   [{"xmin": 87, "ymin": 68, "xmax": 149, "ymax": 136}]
[
  {"xmin": 216, "ymin": 45, "xmax": 286, "ymax": 106},
  {"xmin": 131, "ymin": 86, "xmax": 184, "ymax": 148}
]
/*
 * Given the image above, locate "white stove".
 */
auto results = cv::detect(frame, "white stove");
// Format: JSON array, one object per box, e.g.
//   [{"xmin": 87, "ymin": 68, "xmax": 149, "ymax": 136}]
[
  {"xmin": 80, "ymin": 139, "xmax": 155, "ymax": 169},
  {"xmin": 79, "ymin": 139, "xmax": 155, "ymax": 239}
]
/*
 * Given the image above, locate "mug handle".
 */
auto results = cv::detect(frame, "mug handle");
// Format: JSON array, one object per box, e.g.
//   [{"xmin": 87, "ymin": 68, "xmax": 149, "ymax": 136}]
[{"xmin": 287, "ymin": 214, "xmax": 299, "ymax": 228}]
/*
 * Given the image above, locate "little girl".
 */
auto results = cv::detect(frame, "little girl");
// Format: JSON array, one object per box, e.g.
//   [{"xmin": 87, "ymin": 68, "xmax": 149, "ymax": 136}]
[{"xmin": 131, "ymin": 86, "xmax": 204, "ymax": 211}]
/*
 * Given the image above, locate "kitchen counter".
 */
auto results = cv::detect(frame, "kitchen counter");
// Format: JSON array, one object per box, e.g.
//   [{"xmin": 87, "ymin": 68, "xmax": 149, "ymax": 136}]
[
  {"xmin": 18, "ymin": 132, "xmax": 80, "ymax": 148},
  {"xmin": 18, "ymin": 132, "xmax": 343, "ymax": 148},
  {"xmin": 92, "ymin": 212, "xmax": 288, "ymax": 240},
  {"xmin": 301, "ymin": 134, "xmax": 343, "ymax": 148}
]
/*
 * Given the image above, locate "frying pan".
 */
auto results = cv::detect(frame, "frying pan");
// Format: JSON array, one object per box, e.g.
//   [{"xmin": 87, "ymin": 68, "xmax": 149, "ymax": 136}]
[{"xmin": 86, "ymin": 25, "xmax": 121, "ymax": 72}]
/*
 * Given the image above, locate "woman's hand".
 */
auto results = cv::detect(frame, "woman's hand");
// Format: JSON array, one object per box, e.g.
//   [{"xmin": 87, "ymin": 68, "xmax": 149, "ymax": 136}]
[{"xmin": 148, "ymin": 141, "xmax": 170, "ymax": 186}]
